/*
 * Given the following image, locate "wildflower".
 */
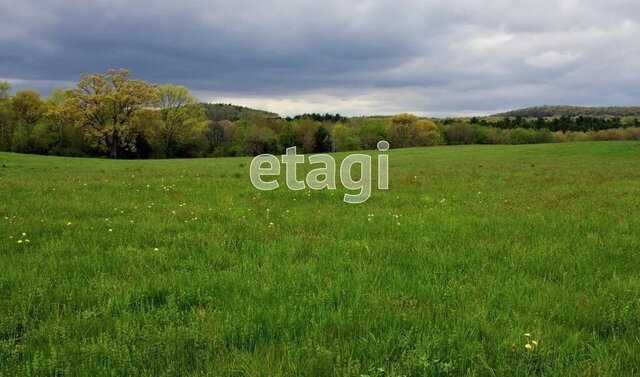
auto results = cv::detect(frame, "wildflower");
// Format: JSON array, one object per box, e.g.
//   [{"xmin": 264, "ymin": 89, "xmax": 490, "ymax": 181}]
[
  {"xmin": 17, "ymin": 240, "xmax": 23, "ymax": 244},
  {"xmin": 25, "ymin": 239, "xmax": 30, "ymax": 243},
  {"xmin": 524, "ymin": 333, "xmax": 531, "ymax": 338},
  {"xmin": 108, "ymin": 229, "xmax": 113, "ymax": 232},
  {"xmin": 154, "ymin": 248, "xmax": 159, "ymax": 252},
  {"xmin": 22, "ymin": 232, "xmax": 26, "ymax": 236},
  {"xmin": 525, "ymin": 344, "xmax": 532, "ymax": 350},
  {"xmin": 67, "ymin": 222, "xmax": 72, "ymax": 226},
  {"xmin": 531, "ymin": 340, "xmax": 538, "ymax": 346}
]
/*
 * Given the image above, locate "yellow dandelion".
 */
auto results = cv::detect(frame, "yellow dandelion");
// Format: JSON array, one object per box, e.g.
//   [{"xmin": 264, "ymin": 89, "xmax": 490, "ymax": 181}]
[
  {"xmin": 17, "ymin": 240, "xmax": 23, "ymax": 244},
  {"xmin": 531, "ymin": 340, "xmax": 538, "ymax": 346},
  {"xmin": 153, "ymin": 248, "xmax": 159, "ymax": 252},
  {"xmin": 525, "ymin": 344, "xmax": 532, "ymax": 350},
  {"xmin": 524, "ymin": 333, "xmax": 531, "ymax": 338},
  {"xmin": 25, "ymin": 239, "xmax": 30, "ymax": 243},
  {"xmin": 67, "ymin": 222, "xmax": 72, "ymax": 226}
]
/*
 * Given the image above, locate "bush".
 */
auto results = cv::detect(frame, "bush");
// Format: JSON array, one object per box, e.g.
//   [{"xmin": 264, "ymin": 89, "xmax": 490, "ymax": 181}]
[
  {"xmin": 591, "ymin": 128, "xmax": 626, "ymax": 141},
  {"xmin": 624, "ymin": 127, "xmax": 640, "ymax": 140},
  {"xmin": 509, "ymin": 128, "xmax": 539, "ymax": 144},
  {"xmin": 552, "ymin": 131, "xmax": 568, "ymax": 143},
  {"xmin": 445, "ymin": 123, "xmax": 473, "ymax": 144}
]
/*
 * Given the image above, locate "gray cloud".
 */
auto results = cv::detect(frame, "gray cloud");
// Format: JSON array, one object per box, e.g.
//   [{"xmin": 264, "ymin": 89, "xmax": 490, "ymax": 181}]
[{"xmin": 1, "ymin": 0, "xmax": 639, "ymax": 116}]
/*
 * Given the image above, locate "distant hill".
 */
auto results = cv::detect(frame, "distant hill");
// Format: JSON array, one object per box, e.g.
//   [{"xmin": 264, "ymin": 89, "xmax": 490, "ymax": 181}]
[
  {"xmin": 493, "ymin": 105, "xmax": 640, "ymax": 118},
  {"xmin": 202, "ymin": 103, "xmax": 279, "ymax": 121}
]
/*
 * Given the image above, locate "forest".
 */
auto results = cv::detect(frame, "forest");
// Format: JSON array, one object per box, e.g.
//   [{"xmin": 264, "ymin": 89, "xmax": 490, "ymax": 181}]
[{"xmin": 1, "ymin": 69, "xmax": 639, "ymax": 159}]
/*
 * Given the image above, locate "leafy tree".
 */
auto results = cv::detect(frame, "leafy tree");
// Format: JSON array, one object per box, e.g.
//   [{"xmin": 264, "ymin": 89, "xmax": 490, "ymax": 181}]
[
  {"xmin": 331, "ymin": 124, "xmax": 360, "ymax": 151},
  {"xmin": 387, "ymin": 113, "xmax": 441, "ymax": 147},
  {"xmin": 279, "ymin": 122, "xmax": 296, "ymax": 149},
  {"xmin": 154, "ymin": 84, "xmax": 207, "ymax": 158},
  {"xmin": 387, "ymin": 113, "xmax": 417, "ymax": 147},
  {"xmin": 0, "ymin": 81, "xmax": 13, "ymax": 150},
  {"xmin": 354, "ymin": 120, "xmax": 387, "ymax": 149},
  {"xmin": 445, "ymin": 122, "xmax": 473, "ymax": 145},
  {"xmin": 10, "ymin": 89, "xmax": 47, "ymax": 153},
  {"xmin": 314, "ymin": 125, "xmax": 332, "ymax": 153},
  {"xmin": 293, "ymin": 118, "xmax": 320, "ymax": 153},
  {"xmin": 244, "ymin": 125, "xmax": 279, "ymax": 155},
  {"xmin": 40, "ymin": 89, "xmax": 86, "ymax": 156},
  {"xmin": 414, "ymin": 119, "xmax": 441, "ymax": 146},
  {"xmin": 66, "ymin": 69, "xmax": 157, "ymax": 158}
]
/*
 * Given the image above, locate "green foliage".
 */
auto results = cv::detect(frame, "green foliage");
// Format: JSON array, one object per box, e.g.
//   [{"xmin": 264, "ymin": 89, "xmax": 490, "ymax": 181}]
[
  {"xmin": 351, "ymin": 118, "xmax": 388, "ymax": 149},
  {"xmin": 152, "ymin": 84, "xmax": 207, "ymax": 158},
  {"xmin": 202, "ymin": 103, "xmax": 279, "ymax": 122},
  {"xmin": 66, "ymin": 69, "xmax": 158, "ymax": 158},
  {"xmin": 0, "ymin": 71, "xmax": 638, "ymax": 159},
  {"xmin": 331, "ymin": 124, "xmax": 361, "ymax": 151},
  {"xmin": 444, "ymin": 122, "xmax": 473, "ymax": 145},
  {"xmin": 494, "ymin": 105, "xmax": 640, "ymax": 118},
  {"xmin": 292, "ymin": 118, "xmax": 321, "ymax": 153},
  {"xmin": 9, "ymin": 90, "xmax": 47, "ymax": 154},
  {"xmin": 234, "ymin": 122, "xmax": 280, "ymax": 156},
  {"xmin": 387, "ymin": 113, "xmax": 441, "ymax": 148}
]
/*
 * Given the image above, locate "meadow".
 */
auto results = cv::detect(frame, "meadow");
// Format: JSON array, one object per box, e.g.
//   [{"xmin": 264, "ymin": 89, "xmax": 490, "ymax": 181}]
[{"xmin": 1, "ymin": 141, "xmax": 639, "ymax": 376}]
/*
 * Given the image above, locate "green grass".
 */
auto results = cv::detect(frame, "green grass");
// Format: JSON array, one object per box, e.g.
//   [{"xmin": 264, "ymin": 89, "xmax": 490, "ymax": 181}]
[{"xmin": 1, "ymin": 141, "xmax": 639, "ymax": 376}]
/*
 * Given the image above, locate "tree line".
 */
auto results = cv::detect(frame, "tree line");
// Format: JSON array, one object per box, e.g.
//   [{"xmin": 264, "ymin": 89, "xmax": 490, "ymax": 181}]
[
  {"xmin": 0, "ymin": 69, "xmax": 638, "ymax": 159},
  {"xmin": 467, "ymin": 115, "xmax": 638, "ymax": 132},
  {"xmin": 493, "ymin": 105, "xmax": 640, "ymax": 118}
]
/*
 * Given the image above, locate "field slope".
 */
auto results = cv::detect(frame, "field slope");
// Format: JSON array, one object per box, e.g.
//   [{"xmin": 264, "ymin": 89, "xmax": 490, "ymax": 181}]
[{"xmin": 1, "ymin": 142, "xmax": 639, "ymax": 376}]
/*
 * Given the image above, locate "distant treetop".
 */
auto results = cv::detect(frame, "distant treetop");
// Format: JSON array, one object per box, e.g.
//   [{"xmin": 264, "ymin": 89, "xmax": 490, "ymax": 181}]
[
  {"xmin": 202, "ymin": 103, "xmax": 279, "ymax": 122},
  {"xmin": 493, "ymin": 105, "xmax": 640, "ymax": 118}
]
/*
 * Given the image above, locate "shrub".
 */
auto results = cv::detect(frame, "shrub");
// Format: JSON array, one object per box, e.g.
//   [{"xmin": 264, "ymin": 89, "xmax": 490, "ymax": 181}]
[
  {"xmin": 445, "ymin": 123, "xmax": 473, "ymax": 144},
  {"xmin": 509, "ymin": 128, "xmax": 536, "ymax": 144},
  {"xmin": 592, "ymin": 128, "xmax": 626, "ymax": 141},
  {"xmin": 552, "ymin": 131, "xmax": 568, "ymax": 143},
  {"xmin": 624, "ymin": 127, "xmax": 640, "ymax": 140},
  {"xmin": 485, "ymin": 127, "xmax": 506, "ymax": 144}
]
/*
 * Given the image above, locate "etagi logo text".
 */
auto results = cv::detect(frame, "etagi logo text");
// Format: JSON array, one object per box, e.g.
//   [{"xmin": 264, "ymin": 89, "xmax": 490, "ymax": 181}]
[{"xmin": 250, "ymin": 141, "xmax": 390, "ymax": 204}]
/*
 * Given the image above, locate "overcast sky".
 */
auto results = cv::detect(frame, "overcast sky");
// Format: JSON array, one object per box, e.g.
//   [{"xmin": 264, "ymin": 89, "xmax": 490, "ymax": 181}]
[{"xmin": 1, "ymin": 0, "xmax": 639, "ymax": 116}]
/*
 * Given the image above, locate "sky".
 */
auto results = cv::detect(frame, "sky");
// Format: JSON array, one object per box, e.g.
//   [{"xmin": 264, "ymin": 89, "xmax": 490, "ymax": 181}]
[{"xmin": 1, "ymin": 0, "xmax": 639, "ymax": 117}]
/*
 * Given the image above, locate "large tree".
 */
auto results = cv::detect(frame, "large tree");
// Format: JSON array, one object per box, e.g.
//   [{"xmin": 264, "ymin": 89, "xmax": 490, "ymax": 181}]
[
  {"xmin": 154, "ymin": 84, "xmax": 206, "ymax": 158},
  {"xmin": 67, "ymin": 69, "xmax": 157, "ymax": 158},
  {"xmin": 387, "ymin": 113, "xmax": 441, "ymax": 147},
  {"xmin": 9, "ymin": 89, "xmax": 46, "ymax": 153},
  {"xmin": 0, "ymin": 81, "xmax": 12, "ymax": 150}
]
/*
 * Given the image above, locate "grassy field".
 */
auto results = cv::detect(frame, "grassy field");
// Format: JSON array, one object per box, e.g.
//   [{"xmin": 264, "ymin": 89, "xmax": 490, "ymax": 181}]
[{"xmin": 1, "ymin": 141, "xmax": 639, "ymax": 376}]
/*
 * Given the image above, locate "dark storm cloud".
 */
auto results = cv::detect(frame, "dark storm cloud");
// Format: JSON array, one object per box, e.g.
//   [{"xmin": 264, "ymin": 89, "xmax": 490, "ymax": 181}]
[{"xmin": 1, "ymin": 0, "xmax": 640, "ymax": 116}]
